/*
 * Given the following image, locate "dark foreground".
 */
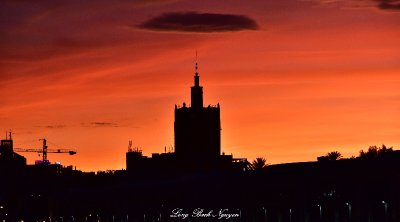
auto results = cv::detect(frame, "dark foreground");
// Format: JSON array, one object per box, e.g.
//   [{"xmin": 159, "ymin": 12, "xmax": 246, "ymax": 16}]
[{"xmin": 1, "ymin": 157, "xmax": 400, "ymax": 222}]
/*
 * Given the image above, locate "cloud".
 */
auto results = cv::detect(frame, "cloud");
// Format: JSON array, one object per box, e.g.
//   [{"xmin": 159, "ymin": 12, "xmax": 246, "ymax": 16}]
[
  {"xmin": 83, "ymin": 122, "xmax": 119, "ymax": 128},
  {"xmin": 305, "ymin": 0, "xmax": 400, "ymax": 11},
  {"xmin": 137, "ymin": 12, "xmax": 259, "ymax": 32},
  {"xmin": 35, "ymin": 124, "xmax": 67, "ymax": 129},
  {"xmin": 377, "ymin": 0, "xmax": 400, "ymax": 10},
  {"xmin": 45, "ymin": 124, "xmax": 66, "ymax": 129}
]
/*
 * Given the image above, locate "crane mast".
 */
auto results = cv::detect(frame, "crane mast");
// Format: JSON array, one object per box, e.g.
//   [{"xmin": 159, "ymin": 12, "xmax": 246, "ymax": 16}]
[
  {"xmin": 41, "ymin": 138, "xmax": 47, "ymax": 162},
  {"xmin": 14, "ymin": 137, "xmax": 77, "ymax": 164}
]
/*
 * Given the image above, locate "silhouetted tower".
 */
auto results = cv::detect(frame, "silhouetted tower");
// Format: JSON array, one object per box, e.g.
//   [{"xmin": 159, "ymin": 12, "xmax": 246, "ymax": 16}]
[
  {"xmin": 191, "ymin": 63, "xmax": 203, "ymax": 110},
  {"xmin": 0, "ymin": 132, "xmax": 27, "ymax": 168},
  {"xmin": 174, "ymin": 63, "xmax": 221, "ymax": 160},
  {"xmin": 1, "ymin": 131, "xmax": 13, "ymax": 153}
]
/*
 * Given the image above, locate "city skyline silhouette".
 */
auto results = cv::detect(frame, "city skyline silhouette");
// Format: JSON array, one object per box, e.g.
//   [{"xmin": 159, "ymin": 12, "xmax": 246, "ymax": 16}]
[
  {"xmin": 1, "ymin": 1, "xmax": 399, "ymax": 172},
  {"xmin": 2, "ymin": 68, "xmax": 400, "ymax": 221}
]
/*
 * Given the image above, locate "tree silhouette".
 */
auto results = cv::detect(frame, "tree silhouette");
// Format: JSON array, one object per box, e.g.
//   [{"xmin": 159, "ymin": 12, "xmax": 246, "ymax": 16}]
[
  {"xmin": 249, "ymin": 157, "xmax": 267, "ymax": 171},
  {"xmin": 326, "ymin": 151, "xmax": 342, "ymax": 161},
  {"xmin": 359, "ymin": 144, "xmax": 393, "ymax": 159},
  {"xmin": 318, "ymin": 151, "xmax": 343, "ymax": 162}
]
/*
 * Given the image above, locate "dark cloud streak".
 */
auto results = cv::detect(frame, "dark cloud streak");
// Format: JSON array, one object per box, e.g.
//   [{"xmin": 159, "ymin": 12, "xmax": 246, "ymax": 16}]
[
  {"xmin": 34, "ymin": 124, "xmax": 67, "ymax": 129},
  {"xmin": 377, "ymin": 0, "xmax": 400, "ymax": 10},
  {"xmin": 83, "ymin": 122, "xmax": 119, "ymax": 128},
  {"xmin": 138, "ymin": 12, "xmax": 259, "ymax": 32},
  {"xmin": 45, "ymin": 125, "xmax": 66, "ymax": 129},
  {"xmin": 307, "ymin": 0, "xmax": 400, "ymax": 11}
]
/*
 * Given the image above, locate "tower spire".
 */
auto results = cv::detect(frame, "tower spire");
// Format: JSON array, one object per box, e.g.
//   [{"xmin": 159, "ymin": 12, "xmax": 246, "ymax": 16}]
[
  {"xmin": 195, "ymin": 50, "xmax": 199, "ymax": 76},
  {"xmin": 194, "ymin": 51, "xmax": 200, "ymax": 87},
  {"xmin": 191, "ymin": 53, "xmax": 203, "ymax": 109}
]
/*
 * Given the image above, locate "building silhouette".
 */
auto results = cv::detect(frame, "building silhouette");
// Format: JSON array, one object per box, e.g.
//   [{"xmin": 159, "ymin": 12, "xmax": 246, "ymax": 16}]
[
  {"xmin": 126, "ymin": 63, "xmax": 246, "ymax": 174},
  {"xmin": 174, "ymin": 62, "xmax": 221, "ymax": 159},
  {"xmin": 0, "ymin": 132, "xmax": 26, "ymax": 172}
]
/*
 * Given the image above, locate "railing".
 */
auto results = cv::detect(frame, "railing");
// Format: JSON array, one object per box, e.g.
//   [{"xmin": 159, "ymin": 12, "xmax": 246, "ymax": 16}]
[{"xmin": 175, "ymin": 104, "xmax": 219, "ymax": 109}]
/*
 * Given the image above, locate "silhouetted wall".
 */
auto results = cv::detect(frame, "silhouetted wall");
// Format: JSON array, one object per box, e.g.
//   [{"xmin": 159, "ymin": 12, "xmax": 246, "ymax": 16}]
[{"xmin": 174, "ymin": 104, "xmax": 220, "ymax": 159}]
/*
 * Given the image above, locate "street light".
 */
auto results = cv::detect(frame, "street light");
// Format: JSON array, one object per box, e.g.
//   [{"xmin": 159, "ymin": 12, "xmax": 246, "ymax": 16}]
[
  {"xmin": 85, "ymin": 214, "xmax": 90, "ymax": 222},
  {"xmin": 317, "ymin": 205, "xmax": 322, "ymax": 221},
  {"xmin": 262, "ymin": 207, "xmax": 267, "ymax": 221},
  {"xmin": 345, "ymin": 203, "xmax": 351, "ymax": 222},
  {"xmin": 160, "ymin": 202, "xmax": 164, "ymax": 222},
  {"xmin": 289, "ymin": 208, "xmax": 292, "ymax": 222},
  {"xmin": 382, "ymin": 201, "xmax": 388, "ymax": 221}
]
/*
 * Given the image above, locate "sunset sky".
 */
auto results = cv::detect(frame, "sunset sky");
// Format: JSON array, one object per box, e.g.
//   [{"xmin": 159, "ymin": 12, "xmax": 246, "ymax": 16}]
[{"xmin": 1, "ymin": 0, "xmax": 399, "ymax": 171}]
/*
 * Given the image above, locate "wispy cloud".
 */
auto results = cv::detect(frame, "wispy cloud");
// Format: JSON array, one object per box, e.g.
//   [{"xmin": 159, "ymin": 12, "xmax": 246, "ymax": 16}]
[
  {"xmin": 35, "ymin": 124, "xmax": 67, "ymax": 129},
  {"xmin": 83, "ymin": 122, "xmax": 119, "ymax": 128},
  {"xmin": 138, "ymin": 12, "xmax": 259, "ymax": 32},
  {"xmin": 304, "ymin": 0, "xmax": 400, "ymax": 11},
  {"xmin": 45, "ymin": 124, "xmax": 66, "ymax": 129}
]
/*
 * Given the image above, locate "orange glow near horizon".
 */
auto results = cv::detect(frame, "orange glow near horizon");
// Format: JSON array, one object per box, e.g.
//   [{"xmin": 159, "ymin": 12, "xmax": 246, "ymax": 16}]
[{"xmin": 1, "ymin": 0, "xmax": 399, "ymax": 171}]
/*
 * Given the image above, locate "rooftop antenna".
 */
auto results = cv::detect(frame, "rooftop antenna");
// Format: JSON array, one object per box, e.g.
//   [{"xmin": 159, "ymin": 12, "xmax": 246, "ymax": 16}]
[
  {"xmin": 195, "ymin": 50, "xmax": 198, "ymax": 76},
  {"xmin": 128, "ymin": 140, "xmax": 133, "ymax": 152}
]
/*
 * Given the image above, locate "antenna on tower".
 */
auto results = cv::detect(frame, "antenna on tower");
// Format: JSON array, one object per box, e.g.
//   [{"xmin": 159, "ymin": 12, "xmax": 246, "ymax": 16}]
[
  {"xmin": 128, "ymin": 140, "xmax": 133, "ymax": 152},
  {"xmin": 195, "ymin": 50, "xmax": 199, "ymax": 76}
]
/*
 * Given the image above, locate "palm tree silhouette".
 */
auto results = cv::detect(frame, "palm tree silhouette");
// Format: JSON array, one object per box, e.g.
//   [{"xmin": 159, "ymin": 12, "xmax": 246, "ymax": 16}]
[{"xmin": 249, "ymin": 157, "xmax": 267, "ymax": 171}]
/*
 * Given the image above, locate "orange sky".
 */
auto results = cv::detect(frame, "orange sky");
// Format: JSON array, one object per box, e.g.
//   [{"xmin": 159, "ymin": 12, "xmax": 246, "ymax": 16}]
[{"xmin": 1, "ymin": 0, "xmax": 399, "ymax": 171}]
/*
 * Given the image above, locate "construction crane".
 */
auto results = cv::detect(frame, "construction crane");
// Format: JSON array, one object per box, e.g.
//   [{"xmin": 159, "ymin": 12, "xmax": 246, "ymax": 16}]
[{"xmin": 14, "ymin": 138, "xmax": 76, "ymax": 164}]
